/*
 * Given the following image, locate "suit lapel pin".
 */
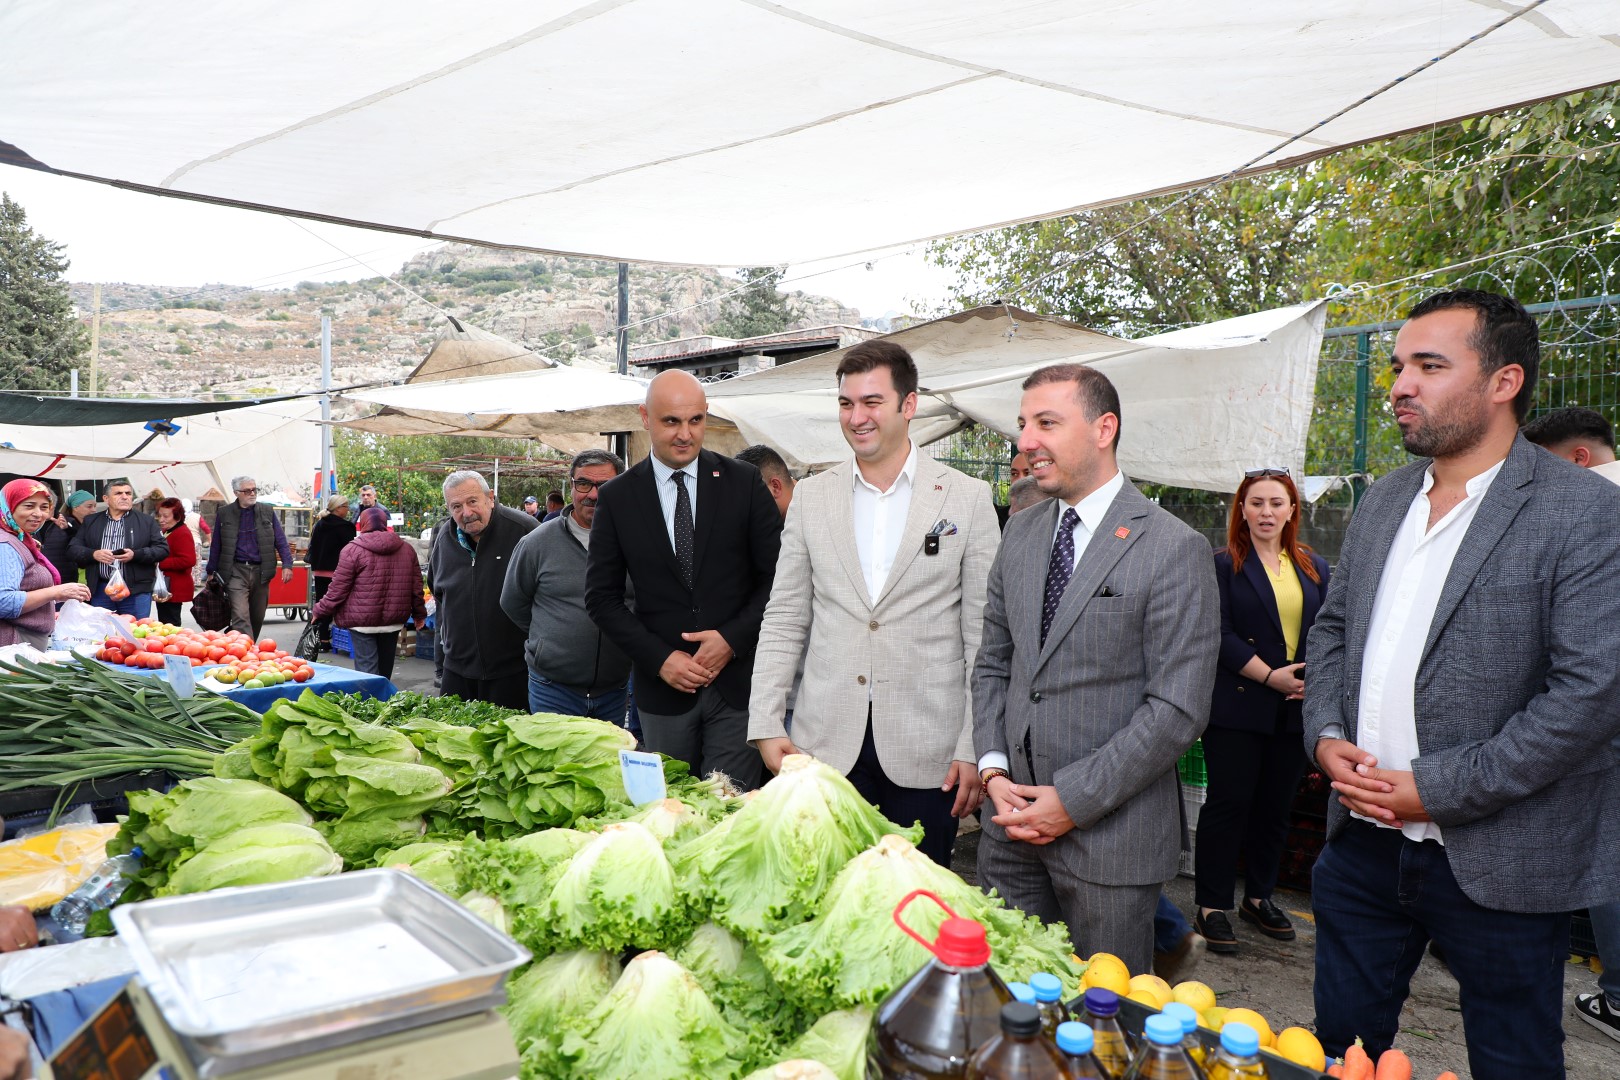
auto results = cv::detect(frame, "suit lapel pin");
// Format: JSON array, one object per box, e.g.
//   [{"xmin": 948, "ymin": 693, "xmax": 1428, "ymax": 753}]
[
  {"xmin": 1115, "ymin": 526, "xmax": 1131, "ymax": 539},
  {"xmin": 712, "ymin": 470, "xmax": 720, "ymax": 477},
  {"xmin": 934, "ymin": 484, "xmax": 943, "ymax": 491}
]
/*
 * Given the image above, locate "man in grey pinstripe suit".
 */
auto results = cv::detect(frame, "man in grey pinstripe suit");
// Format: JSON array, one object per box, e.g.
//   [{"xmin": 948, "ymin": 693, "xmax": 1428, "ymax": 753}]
[{"xmin": 973, "ymin": 364, "xmax": 1219, "ymax": 975}]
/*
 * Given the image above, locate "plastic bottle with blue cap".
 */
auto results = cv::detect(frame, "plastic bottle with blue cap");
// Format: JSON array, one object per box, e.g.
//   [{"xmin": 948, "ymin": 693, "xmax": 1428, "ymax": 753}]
[
  {"xmin": 1203, "ymin": 1021, "xmax": 1267, "ymax": 1080},
  {"xmin": 1056, "ymin": 1020, "xmax": 1108, "ymax": 1080},
  {"xmin": 1120, "ymin": 1013, "xmax": 1203, "ymax": 1080},
  {"xmin": 1028, "ymin": 972, "xmax": 1067, "ymax": 1036},
  {"xmin": 1158, "ymin": 1002, "xmax": 1208, "ymax": 1069}
]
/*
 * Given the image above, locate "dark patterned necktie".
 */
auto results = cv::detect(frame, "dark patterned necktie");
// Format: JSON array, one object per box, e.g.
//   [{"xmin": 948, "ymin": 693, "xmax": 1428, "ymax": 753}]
[
  {"xmin": 673, "ymin": 470, "xmax": 695, "ymax": 589},
  {"xmin": 1041, "ymin": 508, "xmax": 1080, "ymax": 645}
]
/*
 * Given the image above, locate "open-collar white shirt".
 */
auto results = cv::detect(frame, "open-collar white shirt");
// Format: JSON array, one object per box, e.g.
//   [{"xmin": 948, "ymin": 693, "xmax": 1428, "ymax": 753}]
[
  {"xmin": 1354, "ymin": 458, "xmax": 1504, "ymax": 844},
  {"xmin": 851, "ymin": 441, "xmax": 918, "ymax": 603}
]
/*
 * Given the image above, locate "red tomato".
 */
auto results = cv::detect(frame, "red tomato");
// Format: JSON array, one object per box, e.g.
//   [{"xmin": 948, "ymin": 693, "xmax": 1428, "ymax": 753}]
[
  {"xmin": 292, "ymin": 667, "xmax": 313, "ymax": 682},
  {"xmin": 256, "ymin": 638, "xmax": 277, "ymax": 652},
  {"xmin": 226, "ymin": 644, "xmax": 248, "ymax": 659},
  {"xmin": 206, "ymin": 646, "xmax": 226, "ymax": 662}
]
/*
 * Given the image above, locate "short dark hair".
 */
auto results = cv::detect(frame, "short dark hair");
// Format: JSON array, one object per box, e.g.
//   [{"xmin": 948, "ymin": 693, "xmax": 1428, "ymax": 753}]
[
  {"xmin": 835, "ymin": 340, "xmax": 919, "ymax": 402},
  {"xmin": 735, "ymin": 444, "xmax": 790, "ymax": 482},
  {"xmin": 1522, "ymin": 406, "xmax": 1615, "ymax": 451},
  {"xmin": 157, "ymin": 497, "xmax": 186, "ymax": 524},
  {"xmin": 545, "ymin": 490, "xmax": 564, "ymax": 507},
  {"xmin": 1021, "ymin": 363, "xmax": 1122, "ymax": 448},
  {"xmin": 1405, "ymin": 289, "xmax": 1540, "ymax": 421},
  {"xmin": 570, "ymin": 448, "xmax": 626, "ymax": 477}
]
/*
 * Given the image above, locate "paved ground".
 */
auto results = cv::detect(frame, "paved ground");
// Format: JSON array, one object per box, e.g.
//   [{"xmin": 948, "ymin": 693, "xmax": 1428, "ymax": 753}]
[{"xmin": 263, "ymin": 610, "xmax": 1617, "ymax": 1079}]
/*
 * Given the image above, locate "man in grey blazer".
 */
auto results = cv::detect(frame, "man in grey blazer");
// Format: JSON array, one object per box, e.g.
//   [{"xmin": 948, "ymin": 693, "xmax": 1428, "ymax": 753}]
[
  {"xmin": 750, "ymin": 341, "xmax": 999, "ymax": 865},
  {"xmin": 1305, "ymin": 290, "xmax": 1620, "ymax": 1080},
  {"xmin": 973, "ymin": 363, "xmax": 1219, "ymax": 975}
]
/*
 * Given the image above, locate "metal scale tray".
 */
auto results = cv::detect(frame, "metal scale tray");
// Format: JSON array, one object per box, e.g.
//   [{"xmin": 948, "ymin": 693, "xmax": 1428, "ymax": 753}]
[{"xmin": 111, "ymin": 868, "xmax": 529, "ymax": 1075}]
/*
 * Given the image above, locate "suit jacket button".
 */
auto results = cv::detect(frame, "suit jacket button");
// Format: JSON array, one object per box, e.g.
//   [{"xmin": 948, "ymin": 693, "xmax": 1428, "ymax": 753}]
[
  {"xmin": 857, "ymin": 675, "xmax": 867, "ymax": 685},
  {"xmin": 869, "ymin": 620, "xmax": 879, "ymax": 631},
  {"xmin": 1029, "ymin": 691, "xmax": 1042, "ymax": 703},
  {"xmin": 1236, "ymin": 686, "xmax": 1245, "ymax": 693}
]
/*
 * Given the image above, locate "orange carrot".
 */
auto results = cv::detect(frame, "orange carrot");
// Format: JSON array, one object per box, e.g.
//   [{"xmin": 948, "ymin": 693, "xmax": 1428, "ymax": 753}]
[
  {"xmin": 1373, "ymin": 1048, "xmax": 1412, "ymax": 1080},
  {"xmin": 1342, "ymin": 1039, "xmax": 1375, "ymax": 1080},
  {"xmin": 1326, "ymin": 1066, "xmax": 1345, "ymax": 1078}
]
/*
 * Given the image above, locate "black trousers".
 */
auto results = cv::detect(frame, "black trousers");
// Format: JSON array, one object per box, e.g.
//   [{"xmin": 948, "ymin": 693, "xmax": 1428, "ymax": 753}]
[
  {"xmin": 311, "ymin": 576, "xmax": 334, "ymax": 643},
  {"xmin": 155, "ymin": 600, "xmax": 184, "ymax": 626},
  {"xmin": 1193, "ymin": 723, "xmax": 1307, "ymax": 910},
  {"xmin": 846, "ymin": 708, "xmax": 958, "ymax": 868},
  {"xmin": 440, "ymin": 668, "xmax": 529, "ymax": 711}
]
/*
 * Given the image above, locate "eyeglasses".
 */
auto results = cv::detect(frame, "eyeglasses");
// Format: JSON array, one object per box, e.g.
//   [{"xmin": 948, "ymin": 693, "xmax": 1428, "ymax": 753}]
[
  {"xmin": 571, "ymin": 478, "xmax": 603, "ymax": 493},
  {"xmin": 237, "ymin": 488, "xmax": 258, "ymax": 494},
  {"xmin": 1244, "ymin": 467, "xmax": 1290, "ymax": 479}
]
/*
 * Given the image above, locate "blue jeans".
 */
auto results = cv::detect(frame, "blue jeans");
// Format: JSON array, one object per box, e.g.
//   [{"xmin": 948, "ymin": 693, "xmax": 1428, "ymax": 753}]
[
  {"xmin": 90, "ymin": 589, "xmax": 152, "ymax": 620},
  {"xmin": 527, "ymin": 672, "xmax": 629, "ymax": 725},
  {"xmin": 624, "ymin": 673, "xmax": 642, "ymax": 741},
  {"xmin": 1590, "ymin": 900, "xmax": 1620, "ymax": 1004},
  {"xmin": 1155, "ymin": 893, "xmax": 1192, "ymax": 954},
  {"xmin": 1313, "ymin": 821, "xmax": 1570, "ymax": 1080}
]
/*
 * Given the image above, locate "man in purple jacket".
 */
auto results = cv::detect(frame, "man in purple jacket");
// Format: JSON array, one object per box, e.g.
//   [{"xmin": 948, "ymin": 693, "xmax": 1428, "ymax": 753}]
[{"xmin": 206, "ymin": 475, "xmax": 294, "ymax": 640}]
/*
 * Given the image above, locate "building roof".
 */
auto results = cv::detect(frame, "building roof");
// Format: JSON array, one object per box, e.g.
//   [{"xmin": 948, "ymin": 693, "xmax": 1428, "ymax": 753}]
[{"xmin": 631, "ymin": 325, "xmax": 875, "ymax": 368}]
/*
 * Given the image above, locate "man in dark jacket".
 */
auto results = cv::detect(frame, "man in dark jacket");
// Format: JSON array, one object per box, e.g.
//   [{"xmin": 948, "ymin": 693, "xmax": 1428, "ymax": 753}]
[
  {"xmin": 205, "ymin": 475, "xmax": 295, "ymax": 640},
  {"xmin": 429, "ymin": 470, "xmax": 538, "ymax": 709},
  {"xmin": 501, "ymin": 449, "xmax": 632, "ymax": 721},
  {"xmin": 69, "ymin": 479, "xmax": 168, "ymax": 619}
]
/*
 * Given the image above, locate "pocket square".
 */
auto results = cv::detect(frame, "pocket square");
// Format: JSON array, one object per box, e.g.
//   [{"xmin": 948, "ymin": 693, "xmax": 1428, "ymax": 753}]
[
  {"xmin": 1096, "ymin": 585, "xmax": 1119, "ymax": 597},
  {"xmin": 928, "ymin": 519, "xmax": 959, "ymax": 536}
]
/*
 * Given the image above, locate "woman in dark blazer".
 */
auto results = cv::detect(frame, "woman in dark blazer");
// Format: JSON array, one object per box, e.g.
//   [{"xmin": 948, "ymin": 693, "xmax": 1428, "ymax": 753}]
[{"xmin": 1193, "ymin": 468, "xmax": 1330, "ymax": 955}]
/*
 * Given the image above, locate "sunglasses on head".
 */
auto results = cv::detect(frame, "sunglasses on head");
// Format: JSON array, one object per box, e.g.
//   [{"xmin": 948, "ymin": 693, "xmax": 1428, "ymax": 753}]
[{"xmin": 1244, "ymin": 467, "xmax": 1291, "ymax": 479}]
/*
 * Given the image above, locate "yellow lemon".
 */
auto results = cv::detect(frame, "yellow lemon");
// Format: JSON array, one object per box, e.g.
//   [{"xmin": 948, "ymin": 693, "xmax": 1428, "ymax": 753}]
[
  {"xmin": 1222, "ymin": 1008, "xmax": 1274, "ymax": 1048},
  {"xmin": 1201, "ymin": 1006, "xmax": 1229, "ymax": 1031},
  {"xmin": 1128, "ymin": 974, "xmax": 1173, "ymax": 1009},
  {"xmin": 1171, "ymin": 980, "xmax": 1217, "ymax": 1014},
  {"xmin": 1081, "ymin": 953, "xmax": 1133, "ymax": 995},
  {"xmin": 1128, "ymin": 988, "xmax": 1164, "ymax": 1008},
  {"xmin": 1272, "ymin": 1028, "xmax": 1326, "ymax": 1072}
]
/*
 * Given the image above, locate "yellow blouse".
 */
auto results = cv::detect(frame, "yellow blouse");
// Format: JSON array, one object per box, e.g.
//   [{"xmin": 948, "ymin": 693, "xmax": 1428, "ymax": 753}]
[{"xmin": 1263, "ymin": 551, "xmax": 1305, "ymax": 661}]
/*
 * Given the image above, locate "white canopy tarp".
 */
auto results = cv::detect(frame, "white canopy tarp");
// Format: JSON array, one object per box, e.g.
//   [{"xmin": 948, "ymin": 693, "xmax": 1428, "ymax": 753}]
[
  {"xmin": 0, "ymin": 400, "xmax": 321, "ymax": 499},
  {"xmin": 3, "ymin": 2, "xmax": 1616, "ymax": 265},
  {"xmin": 340, "ymin": 303, "xmax": 1324, "ymax": 492}
]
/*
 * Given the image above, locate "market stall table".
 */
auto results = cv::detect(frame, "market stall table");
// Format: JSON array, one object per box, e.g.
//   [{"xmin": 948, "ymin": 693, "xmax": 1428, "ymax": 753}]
[{"xmin": 96, "ymin": 659, "xmax": 396, "ymax": 713}]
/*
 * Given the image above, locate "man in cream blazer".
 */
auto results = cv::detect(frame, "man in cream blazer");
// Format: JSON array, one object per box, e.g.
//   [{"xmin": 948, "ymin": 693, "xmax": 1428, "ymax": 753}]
[{"xmin": 749, "ymin": 340, "xmax": 1000, "ymax": 865}]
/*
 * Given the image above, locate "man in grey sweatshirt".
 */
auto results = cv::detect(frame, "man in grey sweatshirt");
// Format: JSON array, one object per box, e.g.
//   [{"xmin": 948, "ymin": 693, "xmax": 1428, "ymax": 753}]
[{"xmin": 500, "ymin": 449, "xmax": 633, "ymax": 721}]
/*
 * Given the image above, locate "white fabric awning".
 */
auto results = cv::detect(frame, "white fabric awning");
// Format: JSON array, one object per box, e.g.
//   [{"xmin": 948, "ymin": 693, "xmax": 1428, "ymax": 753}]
[
  {"xmin": 3, "ymin": 1, "xmax": 1616, "ymax": 266},
  {"xmin": 0, "ymin": 401, "xmax": 322, "ymax": 499},
  {"xmin": 339, "ymin": 303, "xmax": 1325, "ymax": 492}
]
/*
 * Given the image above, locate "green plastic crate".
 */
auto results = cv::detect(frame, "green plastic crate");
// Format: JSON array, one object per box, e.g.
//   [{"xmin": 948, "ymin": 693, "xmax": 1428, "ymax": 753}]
[{"xmin": 1177, "ymin": 740, "xmax": 1207, "ymax": 787}]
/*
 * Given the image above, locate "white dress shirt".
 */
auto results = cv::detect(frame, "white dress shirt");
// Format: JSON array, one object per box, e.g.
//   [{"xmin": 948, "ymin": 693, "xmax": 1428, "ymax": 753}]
[
  {"xmin": 979, "ymin": 469, "xmax": 1125, "ymax": 774},
  {"xmin": 649, "ymin": 455, "xmax": 700, "ymax": 554},
  {"xmin": 1354, "ymin": 459, "xmax": 1504, "ymax": 844},
  {"xmin": 851, "ymin": 442, "xmax": 917, "ymax": 602}
]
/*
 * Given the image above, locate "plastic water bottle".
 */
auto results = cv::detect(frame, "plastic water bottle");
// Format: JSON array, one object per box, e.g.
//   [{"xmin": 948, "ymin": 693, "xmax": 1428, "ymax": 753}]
[
  {"xmin": 1158, "ymin": 1003, "xmax": 1208, "ymax": 1069},
  {"xmin": 52, "ymin": 849, "xmax": 141, "ymax": 935},
  {"xmin": 1203, "ymin": 1022, "xmax": 1267, "ymax": 1080},
  {"xmin": 965, "ymin": 1001, "xmax": 1072, "ymax": 1080},
  {"xmin": 1009, "ymin": 982, "xmax": 1037, "ymax": 1005},
  {"xmin": 1121, "ymin": 1014, "xmax": 1202, "ymax": 1080},
  {"xmin": 1056, "ymin": 1020, "xmax": 1109, "ymax": 1080},
  {"xmin": 1028, "ymin": 972, "xmax": 1067, "ymax": 1036},
  {"xmin": 1079, "ymin": 988, "xmax": 1135, "ymax": 1079}
]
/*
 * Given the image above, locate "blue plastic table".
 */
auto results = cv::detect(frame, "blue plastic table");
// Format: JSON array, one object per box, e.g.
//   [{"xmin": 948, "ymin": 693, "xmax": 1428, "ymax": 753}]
[{"xmin": 96, "ymin": 659, "xmax": 396, "ymax": 714}]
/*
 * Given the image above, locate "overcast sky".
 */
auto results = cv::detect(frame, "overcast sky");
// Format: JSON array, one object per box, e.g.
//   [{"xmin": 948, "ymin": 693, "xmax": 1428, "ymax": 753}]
[{"xmin": 1, "ymin": 168, "xmax": 955, "ymax": 321}]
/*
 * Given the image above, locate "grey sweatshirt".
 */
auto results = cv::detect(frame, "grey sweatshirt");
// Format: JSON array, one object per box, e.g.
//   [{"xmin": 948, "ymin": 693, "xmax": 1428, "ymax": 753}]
[{"xmin": 499, "ymin": 516, "xmax": 633, "ymax": 697}]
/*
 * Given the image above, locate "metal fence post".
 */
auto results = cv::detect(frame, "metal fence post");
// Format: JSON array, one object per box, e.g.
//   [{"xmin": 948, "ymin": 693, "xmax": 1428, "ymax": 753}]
[{"xmin": 1352, "ymin": 331, "xmax": 1370, "ymax": 508}]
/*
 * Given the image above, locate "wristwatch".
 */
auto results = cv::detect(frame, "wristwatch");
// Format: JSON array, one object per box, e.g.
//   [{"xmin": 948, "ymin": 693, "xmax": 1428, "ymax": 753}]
[{"xmin": 980, "ymin": 767, "xmax": 1010, "ymax": 786}]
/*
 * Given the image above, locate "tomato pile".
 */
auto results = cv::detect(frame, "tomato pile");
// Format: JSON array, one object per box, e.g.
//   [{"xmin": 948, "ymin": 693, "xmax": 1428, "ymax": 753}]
[{"xmin": 93, "ymin": 621, "xmax": 314, "ymax": 687}]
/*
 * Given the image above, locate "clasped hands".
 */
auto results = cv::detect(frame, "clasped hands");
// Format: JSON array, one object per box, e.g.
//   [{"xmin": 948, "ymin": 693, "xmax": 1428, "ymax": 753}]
[
  {"xmin": 987, "ymin": 776, "xmax": 1074, "ymax": 844},
  {"xmin": 658, "ymin": 630, "xmax": 735, "ymax": 692},
  {"xmin": 1316, "ymin": 737, "xmax": 1430, "ymax": 827}
]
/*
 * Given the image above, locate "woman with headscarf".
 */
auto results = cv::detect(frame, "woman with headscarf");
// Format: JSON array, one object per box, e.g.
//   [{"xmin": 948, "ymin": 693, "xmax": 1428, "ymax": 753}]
[
  {"xmin": 305, "ymin": 494, "xmax": 357, "ymax": 651},
  {"xmin": 34, "ymin": 490, "xmax": 96, "ymax": 581},
  {"xmin": 310, "ymin": 507, "xmax": 424, "ymax": 679},
  {"xmin": 0, "ymin": 479, "xmax": 92, "ymax": 648},
  {"xmin": 154, "ymin": 498, "xmax": 197, "ymax": 626}
]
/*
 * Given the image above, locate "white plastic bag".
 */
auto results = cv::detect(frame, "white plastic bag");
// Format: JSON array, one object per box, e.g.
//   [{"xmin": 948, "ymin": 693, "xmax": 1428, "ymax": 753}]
[
  {"xmin": 50, "ymin": 599, "xmax": 134, "ymax": 651},
  {"xmin": 152, "ymin": 575, "xmax": 171, "ymax": 602}
]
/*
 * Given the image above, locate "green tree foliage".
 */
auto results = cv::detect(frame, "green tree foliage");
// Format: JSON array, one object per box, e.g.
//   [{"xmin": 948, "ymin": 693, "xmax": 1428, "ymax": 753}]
[
  {"xmin": 333, "ymin": 431, "xmax": 569, "ymax": 532},
  {"xmin": 711, "ymin": 267, "xmax": 797, "ymax": 338},
  {"xmin": 0, "ymin": 192, "xmax": 89, "ymax": 392},
  {"xmin": 926, "ymin": 86, "xmax": 1620, "ymax": 474}
]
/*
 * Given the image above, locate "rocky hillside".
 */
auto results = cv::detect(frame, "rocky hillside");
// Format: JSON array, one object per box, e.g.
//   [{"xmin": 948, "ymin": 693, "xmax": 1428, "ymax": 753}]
[{"xmin": 66, "ymin": 247, "xmax": 863, "ymax": 400}]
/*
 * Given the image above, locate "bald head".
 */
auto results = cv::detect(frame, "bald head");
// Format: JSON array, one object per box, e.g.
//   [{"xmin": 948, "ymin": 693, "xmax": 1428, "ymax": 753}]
[{"xmin": 641, "ymin": 369, "xmax": 709, "ymax": 469}]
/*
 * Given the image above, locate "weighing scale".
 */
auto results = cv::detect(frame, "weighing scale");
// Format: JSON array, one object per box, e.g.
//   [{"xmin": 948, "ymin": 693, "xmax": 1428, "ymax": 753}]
[
  {"xmin": 46, "ymin": 979, "xmax": 518, "ymax": 1080},
  {"xmin": 43, "ymin": 870, "xmax": 527, "ymax": 1080}
]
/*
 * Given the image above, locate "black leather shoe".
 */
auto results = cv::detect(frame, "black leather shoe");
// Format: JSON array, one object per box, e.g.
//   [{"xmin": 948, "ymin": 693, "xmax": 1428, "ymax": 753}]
[
  {"xmin": 1240, "ymin": 896, "xmax": 1296, "ymax": 941},
  {"xmin": 1193, "ymin": 909, "xmax": 1238, "ymax": 954}
]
